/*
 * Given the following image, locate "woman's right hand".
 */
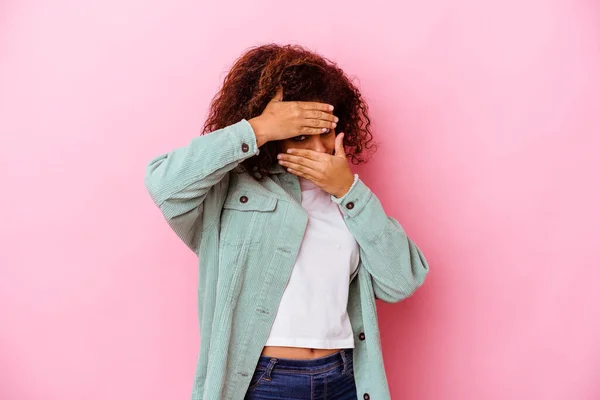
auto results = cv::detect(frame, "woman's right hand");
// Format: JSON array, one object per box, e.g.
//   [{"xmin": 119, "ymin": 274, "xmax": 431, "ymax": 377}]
[{"xmin": 248, "ymin": 89, "xmax": 338, "ymax": 147}]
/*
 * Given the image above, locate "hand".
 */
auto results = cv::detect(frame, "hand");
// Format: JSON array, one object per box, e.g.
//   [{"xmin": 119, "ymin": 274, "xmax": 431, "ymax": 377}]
[
  {"xmin": 277, "ymin": 132, "xmax": 355, "ymax": 198},
  {"xmin": 248, "ymin": 89, "xmax": 338, "ymax": 146}
]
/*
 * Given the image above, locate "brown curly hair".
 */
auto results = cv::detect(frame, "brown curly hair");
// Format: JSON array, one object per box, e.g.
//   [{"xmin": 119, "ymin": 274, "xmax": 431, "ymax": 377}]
[{"xmin": 202, "ymin": 44, "xmax": 376, "ymax": 179}]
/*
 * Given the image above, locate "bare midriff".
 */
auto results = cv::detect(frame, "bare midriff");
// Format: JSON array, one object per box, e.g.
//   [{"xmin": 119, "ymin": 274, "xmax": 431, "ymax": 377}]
[{"xmin": 261, "ymin": 346, "xmax": 340, "ymax": 359}]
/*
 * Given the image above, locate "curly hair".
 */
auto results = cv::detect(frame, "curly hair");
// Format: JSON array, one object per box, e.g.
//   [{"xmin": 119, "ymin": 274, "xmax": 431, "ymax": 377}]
[{"xmin": 202, "ymin": 44, "xmax": 376, "ymax": 179}]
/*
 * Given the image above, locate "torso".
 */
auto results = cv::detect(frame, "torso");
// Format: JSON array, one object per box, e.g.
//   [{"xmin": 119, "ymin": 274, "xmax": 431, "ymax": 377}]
[
  {"xmin": 261, "ymin": 346, "xmax": 340, "ymax": 359},
  {"xmin": 260, "ymin": 177, "xmax": 358, "ymax": 360}
]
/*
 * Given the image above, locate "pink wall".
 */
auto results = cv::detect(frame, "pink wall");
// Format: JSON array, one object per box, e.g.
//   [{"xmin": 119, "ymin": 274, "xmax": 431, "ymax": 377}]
[{"xmin": 1, "ymin": 0, "xmax": 599, "ymax": 399}]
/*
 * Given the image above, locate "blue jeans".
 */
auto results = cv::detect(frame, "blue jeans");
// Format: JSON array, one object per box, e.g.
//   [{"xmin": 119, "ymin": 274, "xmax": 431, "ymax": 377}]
[{"xmin": 244, "ymin": 349, "xmax": 358, "ymax": 400}]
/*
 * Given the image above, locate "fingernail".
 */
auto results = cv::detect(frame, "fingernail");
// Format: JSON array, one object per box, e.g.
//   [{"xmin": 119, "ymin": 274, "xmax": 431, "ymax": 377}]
[
  {"xmin": 334, "ymin": 116, "xmax": 339, "ymax": 123},
  {"xmin": 277, "ymin": 154, "xmax": 283, "ymax": 159},
  {"xmin": 332, "ymin": 122, "xmax": 337, "ymax": 128},
  {"xmin": 329, "ymin": 105, "xmax": 334, "ymax": 111}
]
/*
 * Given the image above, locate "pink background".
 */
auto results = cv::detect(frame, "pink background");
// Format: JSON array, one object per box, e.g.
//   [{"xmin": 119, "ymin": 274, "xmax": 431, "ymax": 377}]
[{"xmin": 1, "ymin": 0, "xmax": 599, "ymax": 399}]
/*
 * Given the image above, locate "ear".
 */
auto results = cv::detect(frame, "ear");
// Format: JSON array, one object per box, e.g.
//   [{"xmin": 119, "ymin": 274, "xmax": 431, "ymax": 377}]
[
  {"xmin": 271, "ymin": 87, "xmax": 284, "ymax": 102},
  {"xmin": 334, "ymin": 132, "xmax": 346, "ymax": 158}
]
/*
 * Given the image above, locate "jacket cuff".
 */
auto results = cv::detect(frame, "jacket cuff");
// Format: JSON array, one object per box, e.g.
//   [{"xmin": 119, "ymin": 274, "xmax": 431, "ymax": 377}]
[
  {"xmin": 332, "ymin": 177, "xmax": 398, "ymax": 248},
  {"xmin": 227, "ymin": 119, "xmax": 260, "ymax": 159},
  {"xmin": 331, "ymin": 176, "xmax": 373, "ymax": 218}
]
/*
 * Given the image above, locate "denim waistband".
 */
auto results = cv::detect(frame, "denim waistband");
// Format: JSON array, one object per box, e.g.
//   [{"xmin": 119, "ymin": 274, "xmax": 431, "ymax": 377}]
[{"xmin": 255, "ymin": 349, "xmax": 353, "ymax": 372}]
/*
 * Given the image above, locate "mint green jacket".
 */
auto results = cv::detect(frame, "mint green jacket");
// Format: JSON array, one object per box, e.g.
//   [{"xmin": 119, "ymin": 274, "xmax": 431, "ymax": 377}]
[{"xmin": 144, "ymin": 120, "xmax": 429, "ymax": 400}]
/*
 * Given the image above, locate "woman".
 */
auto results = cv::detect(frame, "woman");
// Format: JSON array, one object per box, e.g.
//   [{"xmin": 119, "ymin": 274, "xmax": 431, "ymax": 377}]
[{"xmin": 145, "ymin": 44, "xmax": 429, "ymax": 400}]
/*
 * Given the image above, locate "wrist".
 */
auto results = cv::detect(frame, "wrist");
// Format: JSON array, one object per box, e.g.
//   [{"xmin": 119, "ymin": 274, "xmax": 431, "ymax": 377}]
[
  {"xmin": 248, "ymin": 117, "xmax": 269, "ymax": 147},
  {"xmin": 333, "ymin": 174, "xmax": 355, "ymax": 198}
]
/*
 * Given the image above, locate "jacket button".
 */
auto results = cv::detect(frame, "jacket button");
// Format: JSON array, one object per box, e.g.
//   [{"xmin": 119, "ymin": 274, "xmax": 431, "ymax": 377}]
[
  {"xmin": 239, "ymin": 196, "xmax": 248, "ymax": 203},
  {"xmin": 346, "ymin": 202, "xmax": 354, "ymax": 210},
  {"xmin": 359, "ymin": 332, "xmax": 366, "ymax": 341},
  {"xmin": 241, "ymin": 143, "xmax": 250, "ymax": 153},
  {"xmin": 363, "ymin": 394, "xmax": 370, "ymax": 400}
]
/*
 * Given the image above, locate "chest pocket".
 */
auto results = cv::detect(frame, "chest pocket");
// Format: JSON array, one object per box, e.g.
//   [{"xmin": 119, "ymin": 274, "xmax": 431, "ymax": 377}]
[{"xmin": 220, "ymin": 189, "xmax": 278, "ymax": 246}]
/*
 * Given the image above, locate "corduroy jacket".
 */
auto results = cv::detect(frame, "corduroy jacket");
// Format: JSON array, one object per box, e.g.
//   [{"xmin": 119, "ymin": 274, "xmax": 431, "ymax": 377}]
[{"xmin": 144, "ymin": 119, "xmax": 429, "ymax": 399}]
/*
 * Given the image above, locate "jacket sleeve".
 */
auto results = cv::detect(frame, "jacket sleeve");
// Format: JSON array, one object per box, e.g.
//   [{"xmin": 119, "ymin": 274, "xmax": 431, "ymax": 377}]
[
  {"xmin": 332, "ymin": 176, "xmax": 429, "ymax": 303},
  {"xmin": 144, "ymin": 120, "xmax": 259, "ymax": 254}
]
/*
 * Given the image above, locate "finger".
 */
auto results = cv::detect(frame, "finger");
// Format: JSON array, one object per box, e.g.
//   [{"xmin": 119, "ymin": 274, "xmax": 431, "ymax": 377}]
[
  {"xmin": 303, "ymin": 118, "xmax": 337, "ymax": 129},
  {"xmin": 284, "ymin": 163, "xmax": 320, "ymax": 181},
  {"xmin": 297, "ymin": 102, "xmax": 334, "ymax": 112},
  {"xmin": 286, "ymin": 148, "xmax": 330, "ymax": 161},
  {"xmin": 334, "ymin": 132, "xmax": 346, "ymax": 157},
  {"xmin": 286, "ymin": 166, "xmax": 311, "ymax": 181},
  {"xmin": 270, "ymin": 87, "xmax": 284, "ymax": 102},
  {"xmin": 303, "ymin": 110, "xmax": 338, "ymax": 123},
  {"xmin": 287, "ymin": 168, "xmax": 318, "ymax": 184},
  {"xmin": 278, "ymin": 154, "xmax": 323, "ymax": 171},
  {"xmin": 299, "ymin": 126, "xmax": 331, "ymax": 135}
]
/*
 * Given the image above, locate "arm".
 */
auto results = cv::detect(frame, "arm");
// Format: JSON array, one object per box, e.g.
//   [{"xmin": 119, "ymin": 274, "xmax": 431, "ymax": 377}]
[
  {"xmin": 332, "ymin": 177, "xmax": 429, "ymax": 303},
  {"xmin": 145, "ymin": 93, "xmax": 338, "ymax": 253},
  {"xmin": 144, "ymin": 120, "xmax": 259, "ymax": 253}
]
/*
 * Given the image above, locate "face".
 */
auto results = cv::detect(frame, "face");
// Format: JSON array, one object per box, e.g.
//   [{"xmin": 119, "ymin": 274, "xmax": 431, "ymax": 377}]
[{"xmin": 277, "ymin": 128, "xmax": 336, "ymax": 155}]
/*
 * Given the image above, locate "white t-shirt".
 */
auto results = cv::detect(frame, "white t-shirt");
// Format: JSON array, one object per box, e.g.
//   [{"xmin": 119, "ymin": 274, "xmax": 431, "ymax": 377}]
[{"xmin": 265, "ymin": 177, "xmax": 360, "ymax": 349}]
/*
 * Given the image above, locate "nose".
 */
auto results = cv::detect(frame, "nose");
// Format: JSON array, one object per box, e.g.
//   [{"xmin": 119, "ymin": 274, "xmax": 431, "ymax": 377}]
[{"xmin": 311, "ymin": 137, "xmax": 327, "ymax": 153}]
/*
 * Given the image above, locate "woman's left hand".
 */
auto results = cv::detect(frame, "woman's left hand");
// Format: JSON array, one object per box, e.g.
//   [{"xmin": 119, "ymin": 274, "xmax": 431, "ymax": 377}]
[{"xmin": 277, "ymin": 132, "xmax": 355, "ymax": 198}]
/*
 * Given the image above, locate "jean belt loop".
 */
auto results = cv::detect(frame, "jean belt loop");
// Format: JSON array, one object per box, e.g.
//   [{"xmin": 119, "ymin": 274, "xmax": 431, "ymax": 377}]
[
  {"xmin": 339, "ymin": 349, "xmax": 349, "ymax": 375},
  {"xmin": 264, "ymin": 358, "xmax": 277, "ymax": 380}
]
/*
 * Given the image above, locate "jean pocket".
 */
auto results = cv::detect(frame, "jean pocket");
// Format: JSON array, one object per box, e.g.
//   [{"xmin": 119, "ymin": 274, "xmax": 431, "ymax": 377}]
[{"xmin": 247, "ymin": 369, "xmax": 267, "ymax": 392}]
